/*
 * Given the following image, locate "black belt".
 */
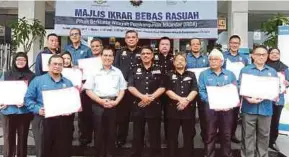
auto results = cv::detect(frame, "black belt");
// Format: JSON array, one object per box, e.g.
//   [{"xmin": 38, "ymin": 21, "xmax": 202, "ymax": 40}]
[{"xmin": 99, "ymin": 96, "xmax": 117, "ymax": 100}]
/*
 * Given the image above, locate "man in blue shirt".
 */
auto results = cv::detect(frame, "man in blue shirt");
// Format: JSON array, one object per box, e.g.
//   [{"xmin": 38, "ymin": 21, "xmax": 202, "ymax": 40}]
[
  {"xmin": 24, "ymin": 55, "xmax": 74, "ymax": 157},
  {"xmin": 223, "ymin": 35, "xmax": 248, "ymax": 143},
  {"xmin": 240, "ymin": 45, "xmax": 278, "ymax": 157},
  {"xmin": 186, "ymin": 38, "xmax": 209, "ymax": 142},
  {"xmin": 64, "ymin": 28, "xmax": 93, "ymax": 145},
  {"xmin": 199, "ymin": 49, "xmax": 236, "ymax": 157},
  {"xmin": 35, "ymin": 33, "xmax": 60, "ymax": 76}
]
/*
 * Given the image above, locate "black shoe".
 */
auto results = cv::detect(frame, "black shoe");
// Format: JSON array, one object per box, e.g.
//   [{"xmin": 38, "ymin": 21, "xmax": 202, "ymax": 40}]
[
  {"xmin": 80, "ymin": 139, "xmax": 91, "ymax": 146},
  {"xmin": 231, "ymin": 136, "xmax": 241, "ymax": 143},
  {"xmin": 116, "ymin": 140, "xmax": 125, "ymax": 148},
  {"xmin": 269, "ymin": 143, "xmax": 280, "ymax": 152}
]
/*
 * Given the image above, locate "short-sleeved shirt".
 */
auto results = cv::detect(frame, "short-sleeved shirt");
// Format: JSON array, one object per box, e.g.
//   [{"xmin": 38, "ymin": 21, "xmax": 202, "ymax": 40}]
[
  {"xmin": 128, "ymin": 63, "xmax": 165, "ymax": 118},
  {"xmin": 165, "ymin": 71, "xmax": 198, "ymax": 119},
  {"xmin": 83, "ymin": 65, "xmax": 127, "ymax": 97}
]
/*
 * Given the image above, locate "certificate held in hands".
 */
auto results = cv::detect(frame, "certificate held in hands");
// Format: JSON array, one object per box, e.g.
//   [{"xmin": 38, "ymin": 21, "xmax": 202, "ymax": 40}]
[
  {"xmin": 42, "ymin": 87, "xmax": 82, "ymax": 118},
  {"xmin": 187, "ymin": 67, "xmax": 209, "ymax": 82},
  {"xmin": 0, "ymin": 81, "xmax": 27, "ymax": 105},
  {"xmin": 240, "ymin": 73, "xmax": 279, "ymax": 101},
  {"xmin": 78, "ymin": 57, "xmax": 102, "ymax": 80},
  {"xmin": 41, "ymin": 54, "xmax": 53, "ymax": 72},
  {"xmin": 207, "ymin": 84, "xmax": 240, "ymax": 110},
  {"xmin": 62, "ymin": 68, "xmax": 83, "ymax": 88}
]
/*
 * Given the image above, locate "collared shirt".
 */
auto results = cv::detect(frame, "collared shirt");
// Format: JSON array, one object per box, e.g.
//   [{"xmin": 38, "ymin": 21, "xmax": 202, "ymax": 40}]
[
  {"xmin": 199, "ymin": 68, "xmax": 237, "ymax": 104},
  {"xmin": 240, "ymin": 64, "xmax": 278, "ymax": 116},
  {"xmin": 114, "ymin": 47, "xmax": 141, "ymax": 81},
  {"xmin": 24, "ymin": 73, "xmax": 73, "ymax": 114},
  {"xmin": 35, "ymin": 48, "xmax": 59, "ymax": 76},
  {"xmin": 165, "ymin": 71, "xmax": 198, "ymax": 119},
  {"xmin": 223, "ymin": 50, "xmax": 249, "ymax": 68},
  {"xmin": 154, "ymin": 53, "xmax": 174, "ymax": 75},
  {"xmin": 186, "ymin": 52, "xmax": 209, "ymax": 68},
  {"xmin": 83, "ymin": 66, "xmax": 127, "ymax": 97},
  {"xmin": 64, "ymin": 43, "xmax": 93, "ymax": 65},
  {"xmin": 128, "ymin": 63, "xmax": 165, "ymax": 118}
]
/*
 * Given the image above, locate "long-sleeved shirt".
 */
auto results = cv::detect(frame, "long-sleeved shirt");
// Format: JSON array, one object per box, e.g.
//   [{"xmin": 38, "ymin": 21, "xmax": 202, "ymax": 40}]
[
  {"xmin": 239, "ymin": 64, "xmax": 278, "ymax": 116},
  {"xmin": 24, "ymin": 73, "xmax": 73, "ymax": 115},
  {"xmin": 64, "ymin": 43, "xmax": 93, "ymax": 66},
  {"xmin": 198, "ymin": 68, "xmax": 237, "ymax": 104}
]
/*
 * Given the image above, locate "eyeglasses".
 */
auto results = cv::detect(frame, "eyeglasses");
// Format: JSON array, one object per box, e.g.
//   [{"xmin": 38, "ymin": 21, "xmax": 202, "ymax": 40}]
[
  {"xmin": 254, "ymin": 53, "xmax": 267, "ymax": 57},
  {"xmin": 209, "ymin": 58, "xmax": 221, "ymax": 61},
  {"xmin": 141, "ymin": 52, "xmax": 152, "ymax": 55},
  {"xmin": 16, "ymin": 59, "xmax": 27, "ymax": 62},
  {"xmin": 70, "ymin": 33, "xmax": 80, "ymax": 36}
]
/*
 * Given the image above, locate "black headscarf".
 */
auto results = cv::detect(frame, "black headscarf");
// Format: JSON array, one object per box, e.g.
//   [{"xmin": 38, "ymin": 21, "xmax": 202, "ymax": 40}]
[
  {"xmin": 266, "ymin": 48, "xmax": 288, "ymax": 72},
  {"xmin": 4, "ymin": 52, "xmax": 34, "ymax": 81}
]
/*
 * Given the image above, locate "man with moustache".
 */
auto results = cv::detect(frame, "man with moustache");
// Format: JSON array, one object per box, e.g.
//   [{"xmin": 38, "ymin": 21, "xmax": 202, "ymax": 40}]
[
  {"xmin": 24, "ymin": 55, "xmax": 74, "ymax": 157},
  {"xmin": 35, "ymin": 33, "xmax": 60, "ymax": 76},
  {"xmin": 114, "ymin": 30, "xmax": 142, "ymax": 147},
  {"xmin": 165, "ymin": 53, "xmax": 198, "ymax": 157},
  {"xmin": 154, "ymin": 36, "xmax": 174, "ymax": 143},
  {"xmin": 64, "ymin": 28, "xmax": 93, "ymax": 146},
  {"xmin": 84, "ymin": 46, "xmax": 126, "ymax": 157},
  {"xmin": 223, "ymin": 35, "xmax": 249, "ymax": 143},
  {"xmin": 128, "ymin": 46, "xmax": 165, "ymax": 157},
  {"xmin": 186, "ymin": 38, "xmax": 209, "ymax": 142}
]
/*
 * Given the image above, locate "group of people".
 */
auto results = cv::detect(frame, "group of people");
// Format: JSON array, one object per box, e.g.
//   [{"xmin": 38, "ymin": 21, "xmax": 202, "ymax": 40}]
[{"xmin": 0, "ymin": 28, "xmax": 288, "ymax": 157}]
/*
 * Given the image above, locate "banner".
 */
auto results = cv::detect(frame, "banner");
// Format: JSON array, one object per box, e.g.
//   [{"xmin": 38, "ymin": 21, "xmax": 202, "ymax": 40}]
[
  {"xmin": 278, "ymin": 26, "xmax": 289, "ymax": 135},
  {"xmin": 54, "ymin": 0, "xmax": 217, "ymax": 38}
]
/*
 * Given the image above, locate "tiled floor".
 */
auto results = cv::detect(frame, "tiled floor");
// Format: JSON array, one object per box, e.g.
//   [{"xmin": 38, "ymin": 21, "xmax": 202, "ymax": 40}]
[{"xmin": 0, "ymin": 115, "xmax": 288, "ymax": 157}]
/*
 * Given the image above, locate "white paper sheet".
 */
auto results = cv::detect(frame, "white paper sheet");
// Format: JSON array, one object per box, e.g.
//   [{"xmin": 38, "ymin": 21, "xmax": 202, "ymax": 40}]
[
  {"xmin": 207, "ymin": 84, "xmax": 240, "ymax": 109},
  {"xmin": 42, "ymin": 87, "xmax": 81, "ymax": 118},
  {"xmin": 226, "ymin": 60, "xmax": 244, "ymax": 80},
  {"xmin": 0, "ymin": 81, "xmax": 27, "ymax": 105},
  {"xmin": 41, "ymin": 54, "xmax": 53, "ymax": 72},
  {"xmin": 240, "ymin": 73, "xmax": 279, "ymax": 101},
  {"xmin": 62, "ymin": 68, "xmax": 83, "ymax": 87},
  {"xmin": 278, "ymin": 72, "xmax": 286, "ymax": 94},
  {"xmin": 78, "ymin": 57, "xmax": 102, "ymax": 80},
  {"xmin": 187, "ymin": 67, "xmax": 209, "ymax": 83}
]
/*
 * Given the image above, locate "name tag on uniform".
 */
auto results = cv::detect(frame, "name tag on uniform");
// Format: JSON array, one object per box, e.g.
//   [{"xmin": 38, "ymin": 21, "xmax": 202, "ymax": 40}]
[
  {"xmin": 136, "ymin": 54, "xmax": 141, "ymax": 57},
  {"xmin": 183, "ymin": 77, "xmax": 192, "ymax": 81},
  {"xmin": 152, "ymin": 70, "xmax": 161, "ymax": 74}
]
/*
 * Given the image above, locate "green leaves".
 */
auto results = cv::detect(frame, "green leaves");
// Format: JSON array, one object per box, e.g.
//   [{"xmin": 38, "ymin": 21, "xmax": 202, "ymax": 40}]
[
  {"xmin": 261, "ymin": 13, "xmax": 289, "ymax": 48},
  {"xmin": 8, "ymin": 17, "xmax": 46, "ymax": 54}
]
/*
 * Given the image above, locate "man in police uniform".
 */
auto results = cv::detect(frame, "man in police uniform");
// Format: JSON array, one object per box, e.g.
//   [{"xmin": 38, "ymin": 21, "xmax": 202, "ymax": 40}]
[
  {"xmin": 128, "ymin": 46, "xmax": 165, "ymax": 157},
  {"xmin": 186, "ymin": 38, "xmax": 209, "ymax": 141},
  {"xmin": 84, "ymin": 46, "xmax": 127, "ymax": 157},
  {"xmin": 154, "ymin": 36, "xmax": 174, "ymax": 143},
  {"xmin": 114, "ymin": 30, "xmax": 142, "ymax": 147},
  {"xmin": 165, "ymin": 53, "xmax": 198, "ymax": 157}
]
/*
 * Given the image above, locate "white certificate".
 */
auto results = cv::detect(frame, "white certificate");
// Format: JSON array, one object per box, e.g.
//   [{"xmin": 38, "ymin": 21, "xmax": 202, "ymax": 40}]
[
  {"xmin": 78, "ymin": 57, "xmax": 102, "ymax": 80},
  {"xmin": 62, "ymin": 68, "xmax": 83, "ymax": 87},
  {"xmin": 278, "ymin": 72, "xmax": 286, "ymax": 94},
  {"xmin": 187, "ymin": 67, "xmax": 209, "ymax": 82},
  {"xmin": 0, "ymin": 81, "xmax": 27, "ymax": 105},
  {"xmin": 240, "ymin": 73, "xmax": 279, "ymax": 101},
  {"xmin": 41, "ymin": 54, "xmax": 53, "ymax": 72},
  {"xmin": 207, "ymin": 84, "xmax": 240, "ymax": 109},
  {"xmin": 226, "ymin": 60, "xmax": 244, "ymax": 80},
  {"xmin": 42, "ymin": 87, "xmax": 82, "ymax": 118}
]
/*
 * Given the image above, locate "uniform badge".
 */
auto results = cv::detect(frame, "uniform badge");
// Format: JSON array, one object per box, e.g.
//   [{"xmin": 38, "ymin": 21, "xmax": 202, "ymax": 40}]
[
  {"xmin": 268, "ymin": 72, "xmax": 272, "ymax": 76},
  {"xmin": 136, "ymin": 53, "xmax": 141, "ymax": 57},
  {"xmin": 63, "ymin": 84, "xmax": 67, "ymax": 88},
  {"xmin": 80, "ymin": 50, "xmax": 84, "ymax": 54},
  {"xmin": 224, "ymin": 75, "xmax": 228, "ymax": 80},
  {"xmin": 136, "ymin": 68, "xmax": 142, "ymax": 74},
  {"xmin": 203, "ymin": 59, "xmax": 206, "ymax": 63},
  {"xmin": 183, "ymin": 77, "xmax": 192, "ymax": 81},
  {"xmin": 172, "ymin": 74, "xmax": 177, "ymax": 80},
  {"xmin": 122, "ymin": 51, "xmax": 127, "ymax": 56},
  {"xmin": 154, "ymin": 55, "xmax": 159, "ymax": 60},
  {"xmin": 152, "ymin": 70, "xmax": 161, "ymax": 74},
  {"xmin": 239, "ymin": 57, "xmax": 242, "ymax": 61}
]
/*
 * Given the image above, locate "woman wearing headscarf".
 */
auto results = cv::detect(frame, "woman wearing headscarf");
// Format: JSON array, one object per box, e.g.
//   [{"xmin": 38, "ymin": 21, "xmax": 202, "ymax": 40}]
[
  {"xmin": 266, "ymin": 48, "xmax": 289, "ymax": 151},
  {"xmin": 0, "ymin": 52, "xmax": 35, "ymax": 157}
]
